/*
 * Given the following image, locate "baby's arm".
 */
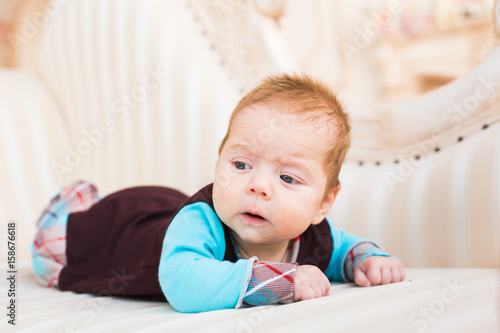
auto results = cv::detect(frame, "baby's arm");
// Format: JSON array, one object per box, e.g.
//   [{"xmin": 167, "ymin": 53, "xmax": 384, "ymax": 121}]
[
  {"xmin": 243, "ymin": 262, "xmax": 330, "ymax": 303},
  {"xmin": 292, "ymin": 255, "xmax": 404, "ymax": 302},
  {"xmin": 240, "ymin": 261, "xmax": 297, "ymax": 306},
  {"xmin": 244, "ymin": 237, "xmax": 405, "ymax": 305},
  {"xmin": 322, "ymin": 218, "xmax": 405, "ymax": 286},
  {"xmin": 159, "ymin": 203, "xmax": 256, "ymax": 312},
  {"xmin": 291, "ymin": 245, "xmax": 404, "ymax": 302},
  {"xmin": 344, "ymin": 242, "xmax": 405, "ymax": 287},
  {"xmin": 160, "ymin": 203, "xmax": 299, "ymax": 311}
]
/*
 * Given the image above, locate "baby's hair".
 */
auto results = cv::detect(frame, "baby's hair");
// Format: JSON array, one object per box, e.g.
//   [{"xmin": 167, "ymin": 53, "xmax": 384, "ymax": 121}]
[{"xmin": 219, "ymin": 73, "xmax": 351, "ymax": 200}]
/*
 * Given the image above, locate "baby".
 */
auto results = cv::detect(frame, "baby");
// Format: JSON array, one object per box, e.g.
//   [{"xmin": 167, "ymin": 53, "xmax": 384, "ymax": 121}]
[{"xmin": 32, "ymin": 73, "xmax": 404, "ymax": 313}]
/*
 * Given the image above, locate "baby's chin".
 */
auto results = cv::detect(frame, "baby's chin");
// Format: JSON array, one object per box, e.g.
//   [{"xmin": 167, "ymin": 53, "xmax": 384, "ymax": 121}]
[
  {"xmin": 226, "ymin": 227, "xmax": 261, "ymax": 242},
  {"xmin": 232, "ymin": 230, "xmax": 288, "ymax": 247}
]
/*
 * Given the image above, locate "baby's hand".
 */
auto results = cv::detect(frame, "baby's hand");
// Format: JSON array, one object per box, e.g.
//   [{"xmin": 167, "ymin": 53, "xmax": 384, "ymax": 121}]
[
  {"xmin": 354, "ymin": 256, "xmax": 405, "ymax": 287},
  {"xmin": 294, "ymin": 265, "xmax": 331, "ymax": 301}
]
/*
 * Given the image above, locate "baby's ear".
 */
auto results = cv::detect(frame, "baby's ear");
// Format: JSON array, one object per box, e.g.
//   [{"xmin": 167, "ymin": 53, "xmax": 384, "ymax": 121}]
[{"xmin": 312, "ymin": 184, "xmax": 341, "ymax": 225}]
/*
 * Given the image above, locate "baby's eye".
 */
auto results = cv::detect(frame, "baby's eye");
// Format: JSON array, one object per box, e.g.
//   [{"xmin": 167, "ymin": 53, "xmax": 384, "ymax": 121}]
[
  {"xmin": 234, "ymin": 161, "xmax": 251, "ymax": 170},
  {"xmin": 280, "ymin": 175, "xmax": 298, "ymax": 184}
]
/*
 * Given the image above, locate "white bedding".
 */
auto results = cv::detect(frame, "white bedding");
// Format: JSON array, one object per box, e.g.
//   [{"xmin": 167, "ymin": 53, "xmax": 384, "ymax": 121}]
[{"xmin": 1, "ymin": 263, "xmax": 499, "ymax": 332}]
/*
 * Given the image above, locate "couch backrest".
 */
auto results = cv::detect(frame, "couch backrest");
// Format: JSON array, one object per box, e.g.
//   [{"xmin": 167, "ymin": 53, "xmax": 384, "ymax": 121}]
[
  {"xmin": 24, "ymin": 0, "xmax": 244, "ymax": 195},
  {"xmin": 10, "ymin": 0, "xmax": 500, "ymax": 267},
  {"xmin": 331, "ymin": 120, "xmax": 500, "ymax": 268}
]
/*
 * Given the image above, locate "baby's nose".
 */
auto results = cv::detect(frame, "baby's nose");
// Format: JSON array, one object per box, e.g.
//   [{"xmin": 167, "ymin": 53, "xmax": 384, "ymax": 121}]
[{"xmin": 247, "ymin": 177, "xmax": 272, "ymax": 200}]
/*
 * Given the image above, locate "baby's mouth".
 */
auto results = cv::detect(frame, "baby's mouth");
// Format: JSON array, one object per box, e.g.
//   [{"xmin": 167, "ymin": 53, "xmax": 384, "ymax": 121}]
[
  {"xmin": 245, "ymin": 212, "xmax": 264, "ymax": 220},
  {"xmin": 241, "ymin": 212, "xmax": 268, "ymax": 225}
]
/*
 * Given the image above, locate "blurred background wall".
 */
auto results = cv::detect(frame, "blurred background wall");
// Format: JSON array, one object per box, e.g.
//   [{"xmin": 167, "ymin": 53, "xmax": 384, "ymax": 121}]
[{"xmin": 0, "ymin": 0, "xmax": 497, "ymax": 104}]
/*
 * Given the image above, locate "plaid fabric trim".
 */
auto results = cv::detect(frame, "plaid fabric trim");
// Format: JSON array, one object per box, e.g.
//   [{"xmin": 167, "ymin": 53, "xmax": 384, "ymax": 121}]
[
  {"xmin": 239, "ymin": 261, "xmax": 297, "ymax": 308},
  {"xmin": 231, "ymin": 235, "xmax": 298, "ymax": 307},
  {"xmin": 31, "ymin": 180, "xmax": 99, "ymax": 287},
  {"xmin": 344, "ymin": 242, "xmax": 391, "ymax": 281}
]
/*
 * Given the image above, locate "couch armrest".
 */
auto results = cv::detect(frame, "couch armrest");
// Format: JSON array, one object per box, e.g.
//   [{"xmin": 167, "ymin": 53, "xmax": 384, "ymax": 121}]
[{"xmin": 0, "ymin": 69, "xmax": 68, "ymax": 262}]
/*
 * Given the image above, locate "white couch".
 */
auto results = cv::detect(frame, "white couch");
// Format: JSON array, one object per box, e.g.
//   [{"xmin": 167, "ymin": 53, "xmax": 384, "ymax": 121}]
[
  {"xmin": 3, "ymin": 0, "xmax": 499, "ymax": 268},
  {"xmin": 0, "ymin": 1, "xmax": 499, "ymax": 331}
]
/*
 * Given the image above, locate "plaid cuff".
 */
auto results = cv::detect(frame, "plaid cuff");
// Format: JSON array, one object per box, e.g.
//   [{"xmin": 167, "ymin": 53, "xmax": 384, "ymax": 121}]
[
  {"xmin": 32, "ymin": 180, "xmax": 99, "ymax": 287},
  {"xmin": 344, "ymin": 242, "xmax": 391, "ymax": 281},
  {"xmin": 239, "ymin": 261, "xmax": 297, "ymax": 308},
  {"xmin": 37, "ymin": 180, "xmax": 100, "ymax": 231}
]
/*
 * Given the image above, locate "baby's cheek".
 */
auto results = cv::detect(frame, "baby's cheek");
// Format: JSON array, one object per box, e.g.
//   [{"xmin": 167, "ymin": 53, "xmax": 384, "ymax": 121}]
[
  {"xmin": 213, "ymin": 182, "xmax": 234, "ymax": 218},
  {"xmin": 214, "ymin": 180, "xmax": 232, "ymax": 202},
  {"xmin": 214, "ymin": 161, "xmax": 236, "ymax": 189},
  {"xmin": 213, "ymin": 172, "xmax": 231, "ymax": 198}
]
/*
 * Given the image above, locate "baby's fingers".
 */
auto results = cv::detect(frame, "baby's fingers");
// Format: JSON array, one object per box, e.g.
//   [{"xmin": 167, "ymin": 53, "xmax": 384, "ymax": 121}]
[
  {"xmin": 294, "ymin": 280, "xmax": 329, "ymax": 301},
  {"xmin": 322, "ymin": 273, "xmax": 331, "ymax": 296},
  {"xmin": 354, "ymin": 267, "xmax": 371, "ymax": 287},
  {"xmin": 297, "ymin": 285, "xmax": 317, "ymax": 301},
  {"xmin": 381, "ymin": 266, "xmax": 393, "ymax": 285},
  {"xmin": 314, "ymin": 275, "xmax": 330, "ymax": 297},
  {"xmin": 304, "ymin": 279, "xmax": 328, "ymax": 300},
  {"xmin": 391, "ymin": 262, "xmax": 405, "ymax": 283},
  {"xmin": 391, "ymin": 265, "xmax": 401, "ymax": 283}
]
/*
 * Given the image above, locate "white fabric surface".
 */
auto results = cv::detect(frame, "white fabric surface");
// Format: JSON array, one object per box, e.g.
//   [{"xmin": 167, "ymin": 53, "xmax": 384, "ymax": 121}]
[{"xmin": 0, "ymin": 262, "xmax": 498, "ymax": 332}]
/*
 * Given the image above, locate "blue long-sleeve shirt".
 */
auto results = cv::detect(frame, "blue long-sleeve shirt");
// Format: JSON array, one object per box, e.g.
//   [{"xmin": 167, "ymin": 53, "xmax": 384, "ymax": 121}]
[{"xmin": 158, "ymin": 201, "xmax": 389, "ymax": 313}]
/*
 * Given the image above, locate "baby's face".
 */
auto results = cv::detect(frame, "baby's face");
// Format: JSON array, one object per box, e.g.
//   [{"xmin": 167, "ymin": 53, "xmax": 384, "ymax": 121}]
[{"xmin": 213, "ymin": 104, "xmax": 335, "ymax": 246}]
